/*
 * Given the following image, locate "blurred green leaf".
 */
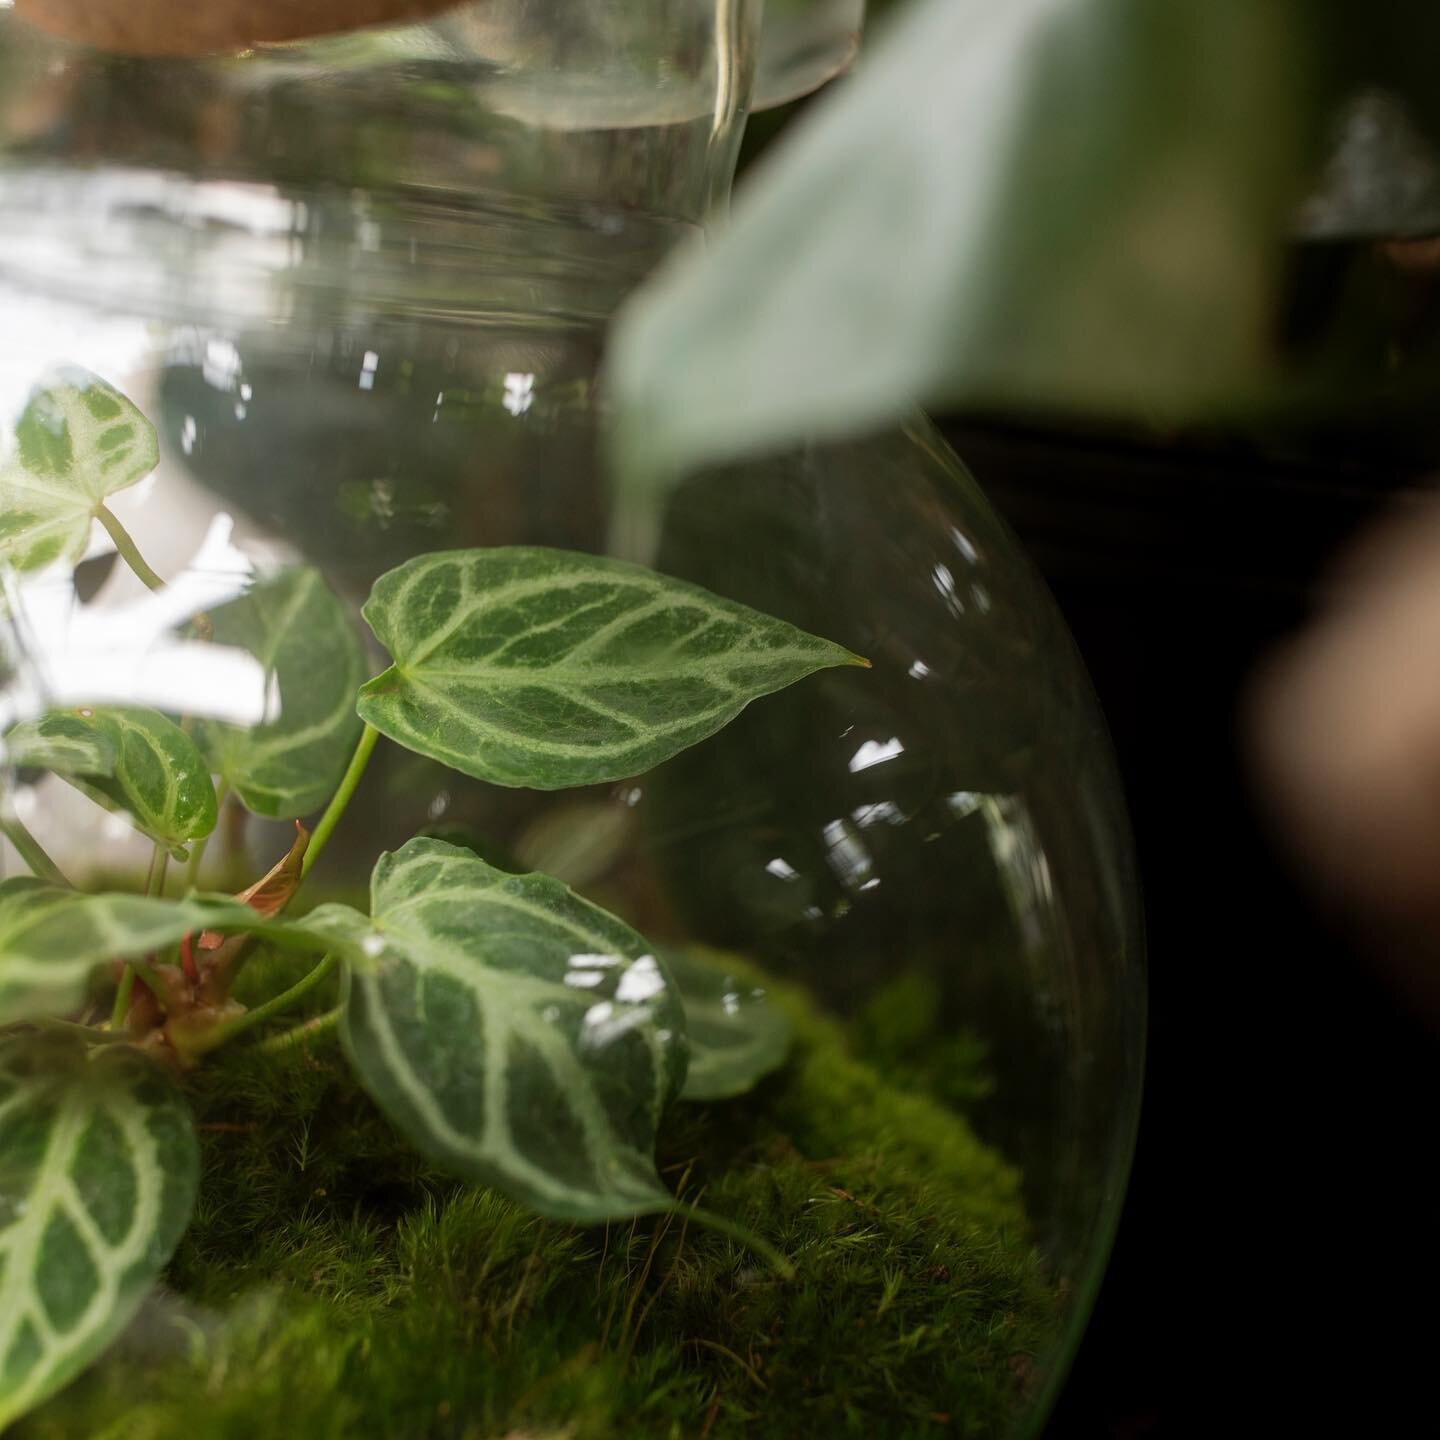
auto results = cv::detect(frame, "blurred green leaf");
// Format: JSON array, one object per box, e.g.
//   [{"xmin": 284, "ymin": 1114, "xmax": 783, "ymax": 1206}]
[{"xmin": 610, "ymin": 0, "xmax": 1319, "ymax": 483}]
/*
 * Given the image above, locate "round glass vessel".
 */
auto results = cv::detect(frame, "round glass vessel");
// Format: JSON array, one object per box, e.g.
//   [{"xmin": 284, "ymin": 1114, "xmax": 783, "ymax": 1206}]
[{"xmin": 0, "ymin": 4, "xmax": 1143, "ymax": 1437}]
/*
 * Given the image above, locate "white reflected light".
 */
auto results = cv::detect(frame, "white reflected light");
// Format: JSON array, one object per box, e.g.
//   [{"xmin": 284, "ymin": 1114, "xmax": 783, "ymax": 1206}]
[
  {"xmin": 503, "ymin": 372, "xmax": 535, "ymax": 417},
  {"xmin": 0, "ymin": 514, "xmax": 266, "ymax": 737},
  {"xmin": 848, "ymin": 736, "xmax": 904, "ymax": 772}
]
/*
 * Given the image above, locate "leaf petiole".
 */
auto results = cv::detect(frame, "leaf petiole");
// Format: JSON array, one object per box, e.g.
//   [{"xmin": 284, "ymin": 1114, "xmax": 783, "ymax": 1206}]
[
  {"xmin": 204, "ymin": 952, "xmax": 338, "ymax": 1051},
  {"xmin": 664, "ymin": 1201, "xmax": 797, "ymax": 1280},
  {"xmin": 95, "ymin": 503, "xmax": 166, "ymax": 593},
  {"xmin": 0, "ymin": 813, "xmax": 69, "ymax": 886},
  {"xmin": 251, "ymin": 1005, "xmax": 341, "ymax": 1055},
  {"xmin": 301, "ymin": 722, "xmax": 380, "ymax": 880}
]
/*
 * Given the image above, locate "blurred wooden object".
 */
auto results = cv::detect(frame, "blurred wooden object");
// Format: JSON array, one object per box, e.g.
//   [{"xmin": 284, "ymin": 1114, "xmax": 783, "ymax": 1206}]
[{"xmin": 13, "ymin": 0, "xmax": 465, "ymax": 55}]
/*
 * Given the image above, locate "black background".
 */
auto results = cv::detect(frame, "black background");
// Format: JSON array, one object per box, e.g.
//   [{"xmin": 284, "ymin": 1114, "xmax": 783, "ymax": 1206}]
[{"xmin": 934, "ymin": 418, "xmax": 1437, "ymax": 1437}]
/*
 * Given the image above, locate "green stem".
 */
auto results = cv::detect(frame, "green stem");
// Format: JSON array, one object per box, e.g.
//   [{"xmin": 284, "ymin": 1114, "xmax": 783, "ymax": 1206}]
[
  {"xmin": 109, "ymin": 967, "xmax": 136, "ymax": 1031},
  {"xmin": 144, "ymin": 842, "xmax": 169, "ymax": 898},
  {"xmin": 95, "ymin": 503, "xmax": 166, "ymax": 593},
  {"xmin": 252, "ymin": 1006, "xmax": 341, "ymax": 1055},
  {"xmin": 112, "ymin": 843, "xmax": 170, "ymax": 1029},
  {"xmin": 184, "ymin": 779, "xmax": 230, "ymax": 891},
  {"xmin": 209, "ymin": 953, "xmax": 338, "ymax": 1049},
  {"xmin": 664, "ymin": 1202, "xmax": 796, "ymax": 1281},
  {"xmin": 1, "ymin": 815, "xmax": 69, "ymax": 886},
  {"xmin": 302, "ymin": 723, "xmax": 380, "ymax": 880}
]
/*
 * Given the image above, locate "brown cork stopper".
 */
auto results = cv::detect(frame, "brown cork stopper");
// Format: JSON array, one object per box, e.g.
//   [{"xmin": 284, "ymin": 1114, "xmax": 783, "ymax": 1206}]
[{"xmin": 13, "ymin": 0, "xmax": 469, "ymax": 56}]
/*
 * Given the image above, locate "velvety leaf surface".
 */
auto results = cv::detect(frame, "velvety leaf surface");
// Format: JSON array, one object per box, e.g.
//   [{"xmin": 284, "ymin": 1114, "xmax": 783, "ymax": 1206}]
[
  {"xmin": 60, "ymin": 709, "xmax": 216, "ymax": 857},
  {"xmin": 0, "ymin": 888, "xmax": 260, "ymax": 1025},
  {"xmin": 302, "ymin": 837, "xmax": 687, "ymax": 1221},
  {"xmin": 1, "ymin": 713, "xmax": 117, "ymax": 779},
  {"xmin": 357, "ymin": 547, "xmax": 863, "ymax": 789},
  {"xmin": 195, "ymin": 568, "xmax": 365, "ymax": 818},
  {"xmin": 0, "ymin": 1033, "xmax": 198, "ymax": 1429},
  {"xmin": 0, "ymin": 368, "xmax": 159, "ymax": 574},
  {"xmin": 666, "ymin": 946, "xmax": 793, "ymax": 1101}
]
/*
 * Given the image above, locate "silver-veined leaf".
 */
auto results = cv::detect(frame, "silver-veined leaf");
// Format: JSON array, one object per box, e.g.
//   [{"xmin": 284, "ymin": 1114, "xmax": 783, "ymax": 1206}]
[
  {"xmin": 357, "ymin": 547, "xmax": 864, "ymax": 790},
  {"xmin": 195, "ymin": 568, "xmax": 365, "ymax": 818},
  {"xmin": 0, "ymin": 887, "xmax": 263, "ymax": 1025},
  {"xmin": 666, "ymin": 946, "xmax": 793, "ymax": 1101},
  {"xmin": 59, "ymin": 708, "xmax": 216, "ymax": 858},
  {"xmin": 300, "ymin": 837, "xmax": 687, "ymax": 1221},
  {"xmin": 0, "ymin": 368, "xmax": 158, "ymax": 574},
  {"xmin": 1, "ymin": 712, "xmax": 117, "ymax": 779},
  {"xmin": 0, "ymin": 1032, "xmax": 198, "ymax": 1429}
]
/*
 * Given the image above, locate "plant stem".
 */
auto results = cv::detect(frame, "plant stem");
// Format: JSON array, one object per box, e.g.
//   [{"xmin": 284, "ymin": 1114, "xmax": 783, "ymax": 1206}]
[
  {"xmin": 144, "ymin": 842, "xmax": 169, "ymax": 897},
  {"xmin": 302, "ymin": 723, "xmax": 379, "ymax": 880},
  {"xmin": 252, "ymin": 1005, "xmax": 341, "ymax": 1055},
  {"xmin": 209, "ymin": 953, "xmax": 338, "ymax": 1049},
  {"xmin": 0, "ymin": 814, "xmax": 69, "ymax": 886},
  {"xmin": 112, "ymin": 843, "xmax": 170, "ymax": 1029},
  {"xmin": 95, "ymin": 503, "xmax": 166, "ymax": 593},
  {"xmin": 109, "ymin": 967, "xmax": 136, "ymax": 1031},
  {"xmin": 664, "ymin": 1202, "xmax": 796, "ymax": 1280},
  {"xmin": 184, "ymin": 779, "xmax": 230, "ymax": 890}
]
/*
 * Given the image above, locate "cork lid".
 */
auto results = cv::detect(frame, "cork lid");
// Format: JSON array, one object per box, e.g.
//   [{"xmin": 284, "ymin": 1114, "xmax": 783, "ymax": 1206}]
[{"xmin": 12, "ymin": 0, "xmax": 468, "ymax": 56}]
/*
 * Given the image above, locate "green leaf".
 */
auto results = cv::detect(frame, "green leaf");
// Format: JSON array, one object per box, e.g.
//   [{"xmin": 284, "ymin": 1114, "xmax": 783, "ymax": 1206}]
[
  {"xmin": 2, "ymin": 713, "xmax": 117, "ymax": 779},
  {"xmin": 0, "ymin": 888, "xmax": 260, "ymax": 1025},
  {"xmin": 300, "ymin": 837, "xmax": 687, "ymax": 1221},
  {"xmin": 59, "ymin": 709, "xmax": 216, "ymax": 857},
  {"xmin": 0, "ymin": 368, "xmax": 159, "ymax": 574},
  {"xmin": 0, "ymin": 1032, "xmax": 198, "ymax": 1429},
  {"xmin": 666, "ymin": 947, "xmax": 793, "ymax": 1101},
  {"xmin": 608, "ymin": 0, "xmax": 1316, "ymax": 484},
  {"xmin": 195, "ymin": 568, "xmax": 366, "ymax": 818},
  {"xmin": 357, "ymin": 547, "xmax": 864, "ymax": 790}
]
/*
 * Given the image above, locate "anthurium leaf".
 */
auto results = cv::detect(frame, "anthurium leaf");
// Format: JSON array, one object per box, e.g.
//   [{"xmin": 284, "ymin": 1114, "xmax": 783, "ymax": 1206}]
[
  {"xmin": 608, "ymin": 0, "xmax": 1315, "ymax": 484},
  {"xmin": 0, "ymin": 887, "xmax": 261, "ymax": 1025},
  {"xmin": 0, "ymin": 368, "xmax": 158, "ymax": 574},
  {"xmin": 666, "ymin": 946, "xmax": 793, "ymax": 1101},
  {"xmin": 0, "ymin": 1032, "xmax": 198, "ymax": 1429},
  {"xmin": 58, "ymin": 708, "xmax": 216, "ymax": 857},
  {"xmin": 2, "ymin": 712, "xmax": 117, "ymax": 779},
  {"xmin": 299, "ymin": 837, "xmax": 687, "ymax": 1221},
  {"xmin": 357, "ymin": 547, "xmax": 865, "ymax": 790},
  {"xmin": 195, "ymin": 568, "xmax": 366, "ymax": 818}
]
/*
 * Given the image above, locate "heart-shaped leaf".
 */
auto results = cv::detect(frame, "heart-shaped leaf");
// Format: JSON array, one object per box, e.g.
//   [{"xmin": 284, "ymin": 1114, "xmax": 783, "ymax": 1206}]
[
  {"xmin": 58, "ymin": 708, "xmax": 216, "ymax": 858},
  {"xmin": 2, "ymin": 712, "xmax": 117, "ymax": 779},
  {"xmin": 357, "ymin": 547, "xmax": 865, "ymax": 790},
  {"xmin": 0, "ymin": 368, "xmax": 158, "ymax": 575},
  {"xmin": 666, "ymin": 947, "xmax": 793, "ymax": 1101},
  {"xmin": 0, "ymin": 887, "xmax": 263, "ymax": 1025},
  {"xmin": 0, "ymin": 1032, "xmax": 198, "ymax": 1429},
  {"xmin": 299, "ymin": 837, "xmax": 687, "ymax": 1221},
  {"xmin": 195, "ymin": 568, "xmax": 366, "ymax": 818}
]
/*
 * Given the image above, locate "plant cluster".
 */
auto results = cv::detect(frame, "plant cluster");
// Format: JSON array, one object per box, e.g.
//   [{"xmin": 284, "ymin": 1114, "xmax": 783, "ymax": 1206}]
[{"xmin": 0, "ymin": 369, "xmax": 865, "ymax": 1429}]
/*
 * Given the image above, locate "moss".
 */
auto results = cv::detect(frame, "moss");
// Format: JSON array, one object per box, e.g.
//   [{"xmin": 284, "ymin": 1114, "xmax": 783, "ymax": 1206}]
[{"xmin": 15, "ymin": 956, "xmax": 1057, "ymax": 1440}]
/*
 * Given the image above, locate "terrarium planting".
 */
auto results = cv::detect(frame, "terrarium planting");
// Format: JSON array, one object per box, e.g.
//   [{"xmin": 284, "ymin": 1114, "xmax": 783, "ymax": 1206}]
[{"xmin": 0, "ymin": 370, "xmax": 868, "ymax": 1428}]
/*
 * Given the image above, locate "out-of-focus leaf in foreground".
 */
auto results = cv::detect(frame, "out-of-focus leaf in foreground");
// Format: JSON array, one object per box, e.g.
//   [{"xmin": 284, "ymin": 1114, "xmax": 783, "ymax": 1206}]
[{"xmin": 608, "ymin": 0, "xmax": 1318, "ymax": 485}]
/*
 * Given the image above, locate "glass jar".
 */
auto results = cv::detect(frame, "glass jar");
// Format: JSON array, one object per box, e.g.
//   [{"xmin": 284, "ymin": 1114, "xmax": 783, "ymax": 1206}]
[{"xmin": 0, "ymin": 4, "xmax": 1142, "ymax": 1437}]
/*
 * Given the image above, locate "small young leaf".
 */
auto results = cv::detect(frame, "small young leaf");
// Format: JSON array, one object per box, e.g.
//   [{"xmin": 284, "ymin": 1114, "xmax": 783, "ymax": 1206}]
[
  {"xmin": 357, "ymin": 547, "xmax": 864, "ymax": 790},
  {"xmin": 299, "ymin": 837, "xmax": 687, "ymax": 1221},
  {"xmin": 2, "ymin": 712, "xmax": 117, "ymax": 779},
  {"xmin": 0, "ymin": 368, "xmax": 159, "ymax": 574},
  {"xmin": 0, "ymin": 887, "xmax": 261, "ymax": 1024},
  {"xmin": 58, "ymin": 708, "xmax": 216, "ymax": 857},
  {"xmin": 195, "ymin": 568, "xmax": 366, "ymax": 818},
  {"xmin": 0, "ymin": 1032, "xmax": 198, "ymax": 1429},
  {"xmin": 666, "ymin": 947, "xmax": 793, "ymax": 1101}
]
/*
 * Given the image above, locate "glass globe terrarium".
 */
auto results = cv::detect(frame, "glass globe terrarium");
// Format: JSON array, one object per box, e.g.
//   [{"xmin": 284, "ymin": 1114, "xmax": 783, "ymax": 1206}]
[{"xmin": 0, "ymin": 3, "xmax": 1143, "ymax": 1437}]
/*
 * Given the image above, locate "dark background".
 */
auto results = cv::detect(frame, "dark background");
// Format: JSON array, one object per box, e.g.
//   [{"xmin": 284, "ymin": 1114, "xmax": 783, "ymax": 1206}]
[{"xmin": 932, "ymin": 415, "xmax": 1437, "ymax": 1437}]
